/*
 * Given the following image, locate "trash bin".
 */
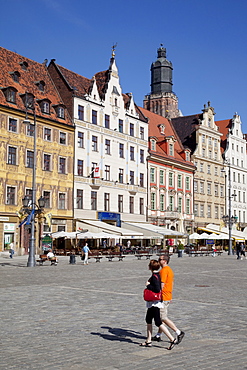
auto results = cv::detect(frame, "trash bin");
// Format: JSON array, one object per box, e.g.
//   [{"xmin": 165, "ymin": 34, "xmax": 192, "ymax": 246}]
[
  {"xmin": 178, "ymin": 250, "xmax": 183, "ymax": 258},
  {"xmin": 69, "ymin": 254, "xmax": 76, "ymax": 264}
]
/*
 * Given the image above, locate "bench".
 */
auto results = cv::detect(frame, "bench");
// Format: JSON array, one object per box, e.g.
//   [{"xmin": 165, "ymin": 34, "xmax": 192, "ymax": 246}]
[
  {"xmin": 135, "ymin": 251, "xmax": 153, "ymax": 260},
  {"xmin": 86, "ymin": 252, "xmax": 103, "ymax": 262},
  {"xmin": 104, "ymin": 252, "xmax": 126, "ymax": 261},
  {"xmin": 36, "ymin": 254, "xmax": 58, "ymax": 265}
]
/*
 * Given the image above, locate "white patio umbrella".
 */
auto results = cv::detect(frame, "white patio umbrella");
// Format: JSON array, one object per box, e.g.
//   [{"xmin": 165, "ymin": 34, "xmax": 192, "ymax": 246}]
[
  {"xmin": 189, "ymin": 232, "xmax": 201, "ymax": 239},
  {"xmin": 197, "ymin": 232, "xmax": 211, "ymax": 239}
]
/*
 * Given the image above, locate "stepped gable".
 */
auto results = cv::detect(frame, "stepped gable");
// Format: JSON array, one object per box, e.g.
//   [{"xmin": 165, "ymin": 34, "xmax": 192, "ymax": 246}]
[
  {"xmin": 171, "ymin": 114, "xmax": 201, "ymax": 153},
  {"xmin": 139, "ymin": 107, "xmax": 193, "ymax": 165},
  {"xmin": 215, "ymin": 119, "xmax": 232, "ymax": 153},
  {"xmin": 0, "ymin": 46, "xmax": 72, "ymax": 125},
  {"xmin": 55, "ymin": 64, "xmax": 92, "ymax": 98}
]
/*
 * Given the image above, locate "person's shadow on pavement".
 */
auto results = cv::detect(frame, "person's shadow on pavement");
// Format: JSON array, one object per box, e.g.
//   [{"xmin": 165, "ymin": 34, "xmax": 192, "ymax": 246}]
[{"xmin": 91, "ymin": 326, "xmax": 144, "ymax": 344}]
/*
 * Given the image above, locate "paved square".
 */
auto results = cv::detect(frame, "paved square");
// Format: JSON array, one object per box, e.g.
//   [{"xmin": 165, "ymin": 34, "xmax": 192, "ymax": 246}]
[{"xmin": 0, "ymin": 253, "xmax": 246, "ymax": 369}]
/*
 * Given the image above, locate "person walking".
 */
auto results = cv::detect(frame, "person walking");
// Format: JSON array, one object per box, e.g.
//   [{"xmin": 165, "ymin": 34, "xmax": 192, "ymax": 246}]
[
  {"xmin": 152, "ymin": 254, "xmax": 185, "ymax": 347},
  {"xmin": 82, "ymin": 243, "xmax": 90, "ymax": 265},
  {"xmin": 140, "ymin": 259, "xmax": 176, "ymax": 349},
  {"xmin": 9, "ymin": 242, "xmax": 14, "ymax": 258},
  {"xmin": 240, "ymin": 243, "xmax": 246, "ymax": 260}
]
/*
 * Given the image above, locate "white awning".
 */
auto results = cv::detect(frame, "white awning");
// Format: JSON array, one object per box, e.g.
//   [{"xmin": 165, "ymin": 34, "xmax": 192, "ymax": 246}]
[
  {"xmin": 78, "ymin": 220, "xmax": 143, "ymax": 238},
  {"xmin": 198, "ymin": 224, "xmax": 246, "ymax": 241},
  {"xmin": 122, "ymin": 222, "xmax": 163, "ymax": 239},
  {"xmin": 123, "ymin": 222, "xmax": 186, "ymax": 238}
]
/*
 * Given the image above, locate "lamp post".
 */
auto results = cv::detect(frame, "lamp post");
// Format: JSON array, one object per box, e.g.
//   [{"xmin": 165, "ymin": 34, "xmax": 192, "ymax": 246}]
[{"xmin": 23, "ymin": 95, "xmax": 39, "ymax": 267}]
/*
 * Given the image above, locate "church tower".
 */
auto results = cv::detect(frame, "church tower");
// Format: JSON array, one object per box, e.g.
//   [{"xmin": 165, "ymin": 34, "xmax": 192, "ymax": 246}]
[{"xmin": 143, "ymin": 45, "xmax": 179, "ymax": 119}]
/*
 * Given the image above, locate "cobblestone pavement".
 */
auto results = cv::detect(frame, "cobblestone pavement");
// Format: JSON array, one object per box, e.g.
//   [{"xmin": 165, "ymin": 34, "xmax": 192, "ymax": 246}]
[{"xmin": 0, "ymin": 252, "xmax": 247, "ymax": 370}]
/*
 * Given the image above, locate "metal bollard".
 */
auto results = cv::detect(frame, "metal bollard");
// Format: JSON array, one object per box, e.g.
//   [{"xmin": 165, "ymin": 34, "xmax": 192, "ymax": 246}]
[{"xmin": 69, "ymin": 254, "xmax": 76, "ymax": 264}]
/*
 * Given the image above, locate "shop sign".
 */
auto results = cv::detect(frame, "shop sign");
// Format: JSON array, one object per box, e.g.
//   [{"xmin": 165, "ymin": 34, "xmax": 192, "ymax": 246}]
[
  {"xmin": 3, "ymin": 223, "xmax": 15, "ymax": 232},
  {"xmin": 42, "ymin": 235, "xmax": 53, "ymax": 251},
  {"xmin": 0, "ymin": 217, "xmax": 9, "ymax": 222}
]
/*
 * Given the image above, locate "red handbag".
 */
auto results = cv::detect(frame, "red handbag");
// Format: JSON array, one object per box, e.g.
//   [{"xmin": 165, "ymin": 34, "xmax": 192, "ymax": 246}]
[{"xmin": 143, "ymin": 289, "xmax": 161, "ymax": 301}]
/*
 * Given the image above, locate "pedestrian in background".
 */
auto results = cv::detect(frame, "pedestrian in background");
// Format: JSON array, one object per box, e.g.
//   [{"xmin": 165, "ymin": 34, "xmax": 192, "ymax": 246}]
[
  {"xmin": 9, "ymin": 242, "xmax": 14, "ymax": 258},
  {"xmin": 82, "ymin": 243, "xmax": 91, "ymax": 265}
]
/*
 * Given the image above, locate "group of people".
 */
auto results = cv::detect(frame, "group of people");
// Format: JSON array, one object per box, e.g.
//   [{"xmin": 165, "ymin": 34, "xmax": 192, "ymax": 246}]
[
  {"xmin": 141, "ymin": 255, "xmax": 185, "ymax": 350},
  {"xmin": 236, "ymin": 242, "xmax": 246, "ymax": 260}
]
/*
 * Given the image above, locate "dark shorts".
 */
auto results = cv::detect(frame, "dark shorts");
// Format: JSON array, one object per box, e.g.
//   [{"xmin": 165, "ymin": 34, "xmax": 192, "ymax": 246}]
[{"xmin": 145, "ymin": 306, "xmax": 162, "ymax": 327}]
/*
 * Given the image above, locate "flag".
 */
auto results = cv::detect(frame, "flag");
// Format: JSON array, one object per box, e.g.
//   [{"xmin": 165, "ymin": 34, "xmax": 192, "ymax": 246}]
[
  {"xmin": 19, "ymin": 215, "xmax": 29, "ymax": 227},
  {"xmin": 44, "ymin": 212, "xmax": 52, "ymax": 227},
  {"xmin": 94, "ymin": 167, "xmax": 100, "ymax": 178},
  {"xmin": 26, "ymin": 209, "xmax": 35, "ymax": 225}
]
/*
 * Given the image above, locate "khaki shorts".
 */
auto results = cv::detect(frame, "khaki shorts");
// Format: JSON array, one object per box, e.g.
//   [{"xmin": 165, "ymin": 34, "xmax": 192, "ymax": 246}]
[{"xmin": 160, "ymin": 301, "xmax": 170, "ymax": 321}]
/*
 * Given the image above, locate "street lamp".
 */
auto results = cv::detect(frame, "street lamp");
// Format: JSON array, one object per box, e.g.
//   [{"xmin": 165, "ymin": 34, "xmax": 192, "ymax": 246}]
[{"xmin": 222, "ymin": 161, "xmax": 237, "ymax": 255}]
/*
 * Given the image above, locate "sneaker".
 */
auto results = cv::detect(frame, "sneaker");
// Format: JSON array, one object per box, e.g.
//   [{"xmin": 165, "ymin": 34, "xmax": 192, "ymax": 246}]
[
  {"xmin": 176, "ymin": 331, "xmax": 185, "ymax": 345},
  {"xmin": 152, "ymin": 335, "xmax": 161, "ymax": 342}
]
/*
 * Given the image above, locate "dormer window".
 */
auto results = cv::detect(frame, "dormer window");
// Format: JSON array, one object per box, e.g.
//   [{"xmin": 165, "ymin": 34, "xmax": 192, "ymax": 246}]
[
  {"xmin": 2, "ymin": 87, "xmax": 17, "ymax": 103},
  {"xmin": 185, "ymin": 151, "xmax": 190, "ymax": 161},
  {"xmin": 53, "ymin": 105, "xmax": 65, "ymax": 119},
  {"xmin": 150, "ymin": 139, "xmax": 156, "ymax": 151},
  {"xmin": 40, "ymin": 100, "xmax": 50, "ymax": 114},
  {"xmin": 22, "ymin": 93, "xmax": 34, "ymax": 109},
  {"xmin": 36, "ymin": 80, "xmax": 45, "ymax": 92},
  {"xmin": 169, "ymin": 143, "xmax": 174, "ymax": 156},
  {"xmin": 158, "ymin": 124, "xmax": 165, "ymax": 134},
  {"xmin": 10, "ymin": 71, "xmax": 20, "ymax": 83},
  {"xmin": 19, "ymin": 61, "xmax": 28, "ymax": 70},
  {"xmin": 208, "ymin": 118, "xmax": 211, "ymax": 127}
]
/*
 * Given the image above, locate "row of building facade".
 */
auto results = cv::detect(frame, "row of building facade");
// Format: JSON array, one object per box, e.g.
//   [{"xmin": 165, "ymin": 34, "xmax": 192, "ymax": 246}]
[{"xmin": 0, "ymin": 45, "xmax": 246, "ymax": 255}]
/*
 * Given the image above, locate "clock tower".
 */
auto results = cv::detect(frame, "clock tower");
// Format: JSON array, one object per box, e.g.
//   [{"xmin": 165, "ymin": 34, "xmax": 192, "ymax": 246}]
[{"xmin": 143, "ymin": 45, "xmax": 179, "ymax": 119}]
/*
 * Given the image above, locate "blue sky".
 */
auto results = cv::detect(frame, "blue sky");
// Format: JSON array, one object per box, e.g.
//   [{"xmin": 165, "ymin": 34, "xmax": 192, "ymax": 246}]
[{"xmin": 1, "ymin": 0, "xmax": 247, "ymax": 129}]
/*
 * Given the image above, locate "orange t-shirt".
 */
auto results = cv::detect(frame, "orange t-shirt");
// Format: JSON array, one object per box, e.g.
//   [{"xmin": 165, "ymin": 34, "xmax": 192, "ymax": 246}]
[{"xmin": 159, "ymin": 265, "xmax": 174, "ymax": 301}]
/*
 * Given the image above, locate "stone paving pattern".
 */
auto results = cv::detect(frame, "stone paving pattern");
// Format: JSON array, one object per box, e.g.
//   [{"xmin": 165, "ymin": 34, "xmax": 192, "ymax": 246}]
[{"xmin": 0, "ymin": 252, "xmax": 247, "ymax": 369}]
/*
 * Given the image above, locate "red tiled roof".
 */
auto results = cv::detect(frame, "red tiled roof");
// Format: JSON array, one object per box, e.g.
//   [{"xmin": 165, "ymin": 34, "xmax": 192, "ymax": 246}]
[
  {"xmin": 0, "ymin": 47, "xmax": 72, "ymax": 125},
  {"xmin": 55, "ymin": 64, "xmax": 92, "ymax": 98},
  {"xmin": 139, "ymin": 107, "xmax": 194, "ymax": 167}
]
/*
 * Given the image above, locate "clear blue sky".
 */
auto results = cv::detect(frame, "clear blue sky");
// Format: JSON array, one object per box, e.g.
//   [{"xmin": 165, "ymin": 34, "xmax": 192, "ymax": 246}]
[{"xmin": 1, "ymin": 0, "xmax": 247, "ymax": 129}]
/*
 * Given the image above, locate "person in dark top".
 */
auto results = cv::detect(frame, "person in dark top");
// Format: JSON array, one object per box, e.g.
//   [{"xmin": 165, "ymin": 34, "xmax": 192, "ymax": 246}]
[{"xmin": 140, "ymin": 259, "xmax": 175, "ymax": 349}]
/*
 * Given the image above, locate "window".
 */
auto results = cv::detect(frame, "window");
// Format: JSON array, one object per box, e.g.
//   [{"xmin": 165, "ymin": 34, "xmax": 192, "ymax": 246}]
[
  {"xmin": 119, "ymin": 143, "xmax": 124, "ymax": 158},
  {"xmin": 77, "ymin": 160, "xmax": 83, "ymax": 176},
  {"xmin": 243, "ymin": 192, "xmax": 246, "ymax": 203},
  {"xmin": 215, "ymin": 206, "xmax": 219, "ymax": 219},
  {"xmin": 177, "ymin": 174, "xmax": 182, "ymax": 188},
  {"xmin": 105, "ymin": 165, "xmax": 110, "ymax": 181},
  {"xmin": 186, "ymin": 199, "xmax": 190, "ymax": 214},
  {"xmin": 130, "ymin": 171, "xmax": 134, "ymax": 185},
  {"xmin": 214, "ymin": 167, "xmax": 218, "ymax": 176},
  {"xmin": 160, "ymin": 194, "xmax": 165, "ymax": 211},
  {"xmin": 169, "ymin": 196, "xmax": 174, "ymax": 211},
  {"xmin": 150, "ymin": 168, "xmax": 155, "ymax": 183},
  {"xmin": 194, "ymin": 204, "xmax": 198, "ymax": 217},
  {"xmin": 207, "ymin": 165, "xmax": 211, "ymax": 174},
  {"xmin": 57, "ymin": 106, "xmax": 65, "ymax": 119},
  {"xmin": 202, "ymin": 134, "xmax": 205, "ymax": 143},
  {"xmin": 8, "ymin": 147, "xmax": 17, "ymax": 165},
  {"xmin": 92, "ymin": 110, "xmax": 97, "ymax": 124},
  {"xmin": 118, "ymin": 195, "xmax": 123, "ymax": 213},
  {"xmin": 208, "ymin": 137, "xmax": 212, "ymax": 146},
  {"xmin": 160, "ymin": 170, "xmax": 164, "ymax": 185},
  {"xmin": 207, "ymin": 205, "xmax": 211, "ymax": 218},
  {"xmin": 140, "ymin": 149, "xmax": 144, "ymax": 163},
  {"xmin": 105, "ymin": 139, "xmax": 110, "ymax": 155},
  {"xmin": 243, "ymin": 175, "xmax": 245, "ymax": 184},
  {"xmin": 207, "ymin": 183, "xmax": 211, "ymax": 195},
  {"xmin": 59, "ymin": 132, "xmax": 66, "ymax": 145},
  {"xmin": 202, "ymin": 148, "xmax": 205, "ymax": 157},
  {"xmin": 105, "ymin": 114, "xmax": 110, "ymax": 129},
  {"xmin": 140, "ymin": 127, "xmax": 144, "ymax": 139},
  {"xmin": 6, "ymin": 88, "xmax": 16, "ymax": 103},
  {"xmin": 220, "ymin": 185, "xmax": 224, "ymax": 197},
  {"xmin": 9, "ymin": 118, "xmax": 17, "ymax": 132},
  {"xmin": 119, "ymin": 119, "xmax": 123, "ymax": 133},
  {"xmin": 43, "ymin": 191, "xmax": 51, "ymax": 208},
  {"xmin": 140, "ymin": 173, "xmax": 144, "ymax": 187},
  {"xmin": 119, "ymin": 168, "xmax": 124, "ymax": 183},
  {"xmin": 215, "ymin": 184, "xmax": 218, "ymax": 196},
  {"xmin": 37, "ymin": 80, "xmax": 45, "ymax": 92},
  {"xmin": 78, "ymin": 105, "xmax": 84, "ymax": 120},
  {"xmin": 151, "ymin": 193, "xmax": 156, "ymax": 210},
  {"xmin": 185, "ymin": 177, "xmax": 190, "ymax": 190},
  {"xmin": 169, "ymin": 172, "xmax": 173, "ymax": 187},
  {"xmin": 200, "ymin": 163, "xmax": 203, "ymax": 172},
  {"xmin": 208, "ymin": 118, "xmax": 211, "ymax": 127},
  {"xmin": 200, "ymin": 182, "xmax": 204, "ymax": 194},
  {"xmin": 129, "ymin": 196, "xmax": 134, "ymax": 214},
  {"xmin": 130, "ymin": 123, "xmax": 134, "ymax": 136},
  {"xmin": 20, "ymin": 61, "xmax": 28, "ymax": 70},
  {"xmin": 140, "ymin": 198, "xmax": 144, "ymax": 214},
  {"xmin": 194, "ymin": 181, "xmax": 198, "ymax": 192},
  {"xmin": 12, "ymin": 71, "xmax": 20, "ymax": 83},
  {"xmin": 91, "ymin": 191, "xmax": 97, "ymax": 210},
  {"xmin": 238, "ymin": 191, "xmax": 241, "ymax": 202},
  {"xmin": 58, "ymin": 193, "xmax": 66, "ymax": 209},
  {"xmin": 41, "ymin": 101, "xmax": 50, "ymax": 114},
  {"xmin": 91, "ymin": 163, "xmax": 98, "ymax": 178},
  {"xmin": 104, "ymin": 193, "xmax": 110, "ymax": 211},
  {"xmin": 77, "ymin": 189, "xmax": 83, "ymax": 209},
  {"xmin": 44, "ymin": 154, "xmax": 51, "ymax": 171},
  {"xmin": 214, "ymin": 152, "xmax": 217, "ymax": 160},
  {"xmin": 59, "ymin": 157, "xmax": 66, "ymax": 174},
  {"xmin": 44, "ymin": 128, "xmax": 51, "ymax": 141},
  {"xmin": 178, "ymin": 198, "xmax": 182, "ymax": 213},
  {"xmin": 233, "ymin": 172, "xmax": 236, "ymax": 182},
  {"xmin": 26, "ymin": 150, "xmax": 34, "ymax": 168},
  {"xmin": 200, "ymin": 204, "xmax": 204, "ymax": 217},
  {"xmin": 130, "ymin": 146, "xmax": 134, "ymax": 161},
  {"xmin": 92, "ymin": 136, "xmax": 98, "ymax": 151},
  {"xmin": 185, "ymin": 152, "xmax": 190, "ymax": 161},
  {"xmin": 26, "ymin": 123, "xmax": 34, "ymax": 137},
  {"xmin": 151, "ymin": 139, "xmax": 156, "ymax": 151},
  {"xmin": 209, "ymin": 150, "xmax": 212, "ymax": 159},
  {"xmin": 78, "ymin": 132, "xmax": 84, "ymax": 148},
  {"xmin": 169, "ymin": 143, "xmax": 173, "ymax": 156},
  {"xmin": 6, "ymin": 186, "xmax": 15, "ymax": 205}
]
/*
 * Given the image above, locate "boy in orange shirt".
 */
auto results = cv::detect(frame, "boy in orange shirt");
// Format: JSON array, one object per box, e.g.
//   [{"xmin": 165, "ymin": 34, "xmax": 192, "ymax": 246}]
[{"xmin": 152, "ymin": 254, "xmax": 185, "ymax": 349}]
